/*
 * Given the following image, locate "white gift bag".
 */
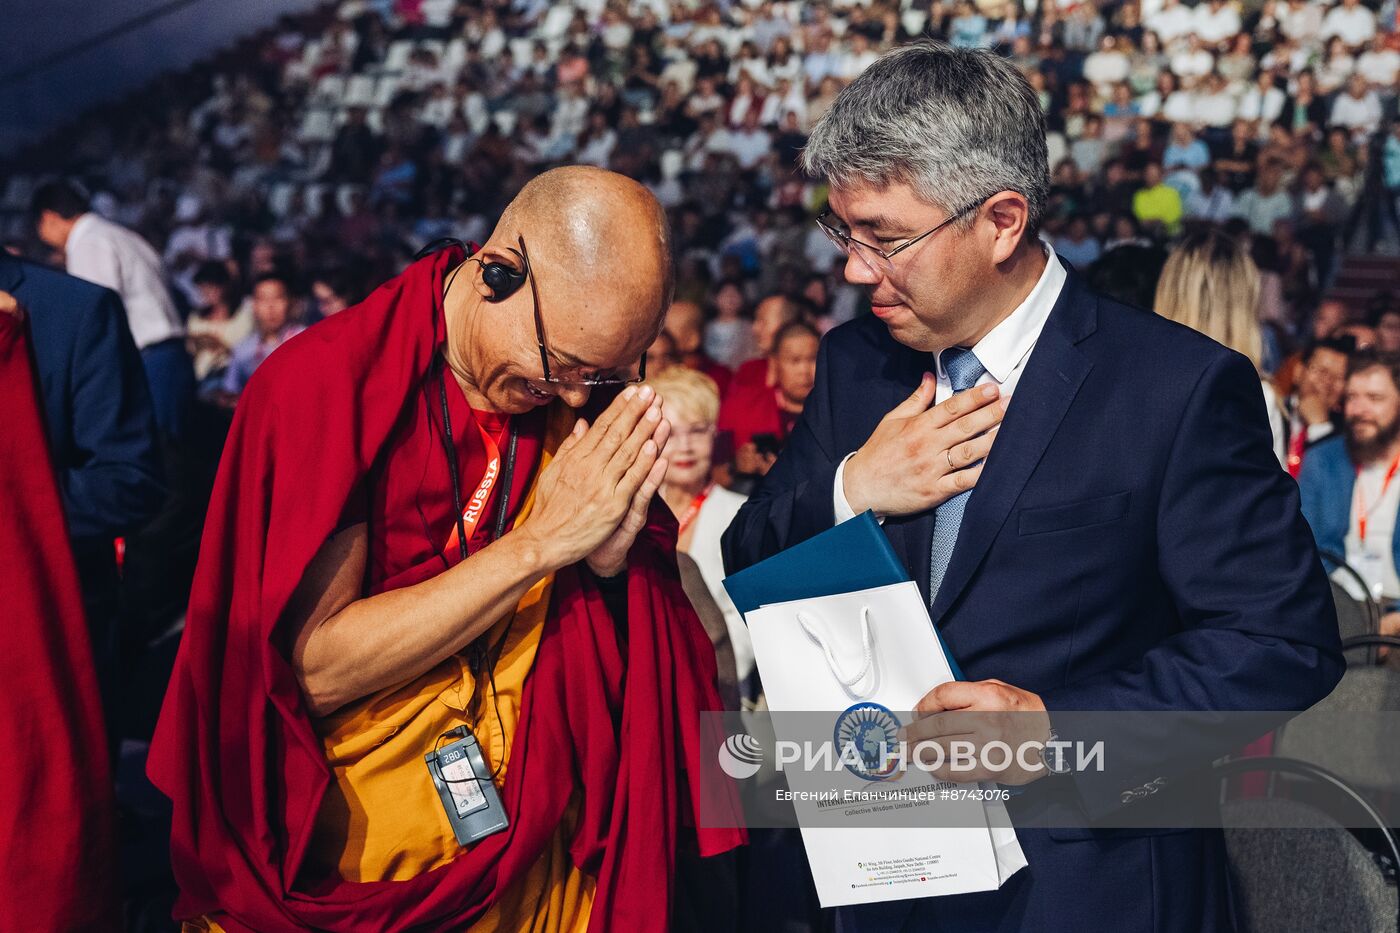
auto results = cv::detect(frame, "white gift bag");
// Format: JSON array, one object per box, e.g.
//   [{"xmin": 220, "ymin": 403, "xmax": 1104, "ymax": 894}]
[{"xmin": 745, "ymin": 581, "xmax": 1027, "ymax": 908}]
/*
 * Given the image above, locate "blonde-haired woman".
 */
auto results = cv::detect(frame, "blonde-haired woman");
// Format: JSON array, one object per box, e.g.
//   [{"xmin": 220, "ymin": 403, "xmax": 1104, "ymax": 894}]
[
  {"xmin": 646, "ymin": 366, "xmax": 755, "ymax": 701},
  {"xmin": 1154, "ymin": 227, "xmax": 1287, "ymax": 464}
]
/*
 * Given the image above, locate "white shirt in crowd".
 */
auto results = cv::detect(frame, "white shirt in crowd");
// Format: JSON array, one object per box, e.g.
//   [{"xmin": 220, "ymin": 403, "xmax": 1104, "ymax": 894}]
[
  {"xmin": 65, "ymin": 212, "xmax": 184, "ymax": 349},
  {"xmin": 758, "ymin": 88, "xmax": 806, "ymax": 127},
  {"xmin": 725, "ymin": 126, "xmax": 774, "ymax": 170},
  {"xmin": 1162, "ymin": 90, "xmax": 1200, "ymax": 124},
  {"xmin": 1316, "ymin": 54, "xmax": 1357, "ymax": 94},
  {"xmin": 1280, "ymin": 0, "xmax": 1324, "ymax": 42},
  {"xmin": 1083, "ymin": 49, "xmax": 1131, "ymax": 89},
  {"xmin": 834, "ymin": 246, "xmax": 1068, "ymax": 523},
  {"xmin": 1331, "ymin": 89, "xmax": 1383, "ymax": 134},
  {"xmin": 1148, "ymin": 3, "xmax": 1196, "ymax": 42},
  {"xmin": 1238, "ymin": 85, "xmax": 1287, "ymax": 123},
  {"xmin": 1344, "ymin": 457, "xmax": 1400, "ymax": 601},
  {"xmin": 420, "ymin": 0, "xmax": 454, "ymax": 28},
  {"xmin": 1171, "ymin": 48, "xmax": 1216, "ymax": 79},
  {"xmin": 1194, "ymin": 4, "xmax": 1243, "ymax": 44},
  {"xmin": 1195, "ymin": 89, "xmax": 1239, "ymax": 126},
  {"xmin": 1321, "ymin": 4, "xmax": 1377, "ymax": 47},
  {"xmin": 1356, "ymin": 47, "xmax": 1400, "ymax": 86},
  {"xmin": 836, "ymin": 48, "xmax": 879, "ymax": 81}
]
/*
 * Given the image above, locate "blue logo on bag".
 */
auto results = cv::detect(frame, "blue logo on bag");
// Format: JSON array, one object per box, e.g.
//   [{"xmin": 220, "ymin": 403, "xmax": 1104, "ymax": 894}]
[{"xmin": 834, "ymin": 702, "xmax": 901, "ymax": 781}]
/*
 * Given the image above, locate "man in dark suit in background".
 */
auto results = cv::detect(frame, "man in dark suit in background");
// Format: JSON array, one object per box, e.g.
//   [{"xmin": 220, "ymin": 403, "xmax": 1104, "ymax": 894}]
[
  {"xmin": 0, "ymin": 250, "xmax": 165, "ymax": 739},
  {"xmin": 722, "ymin": 42, "xmax": 1343, "ymax": 932}
]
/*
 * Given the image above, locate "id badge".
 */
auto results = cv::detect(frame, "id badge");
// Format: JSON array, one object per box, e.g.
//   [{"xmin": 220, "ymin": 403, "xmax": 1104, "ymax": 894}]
[
  {"xmin": 425, "ymin": 728, "xmax": 509, "ymax": 846},
  {"xmin": 1357, "ymin": 549, "xmax": 1389, "ymax": 601}
]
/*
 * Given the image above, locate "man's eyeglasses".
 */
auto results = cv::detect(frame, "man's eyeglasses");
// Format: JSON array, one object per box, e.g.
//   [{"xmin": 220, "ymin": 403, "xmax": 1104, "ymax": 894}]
[
  {"xmin": 517, "ymin": 236, "xmax": 647, "ymax": 387},
  {"xmin": 815, "ymin": 200, "xmax": 983, "ymax": 274}
]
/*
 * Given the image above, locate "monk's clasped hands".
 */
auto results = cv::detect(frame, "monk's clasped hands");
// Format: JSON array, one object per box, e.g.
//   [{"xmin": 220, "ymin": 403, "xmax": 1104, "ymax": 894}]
[{"xmin": 519, "ymin": 384, "xmax": 670, "ymax": 577}]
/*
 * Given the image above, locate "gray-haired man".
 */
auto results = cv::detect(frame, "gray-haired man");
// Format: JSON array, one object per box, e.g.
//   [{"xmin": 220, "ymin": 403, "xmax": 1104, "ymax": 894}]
[{"xmin": 724, "ymin": 41, "xmax": 1341, "ymax": 933}]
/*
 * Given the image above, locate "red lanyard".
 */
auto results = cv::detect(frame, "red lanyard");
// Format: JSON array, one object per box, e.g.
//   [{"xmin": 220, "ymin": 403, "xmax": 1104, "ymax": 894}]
[
  {"xmin": 1286, "ymin": 427, "xmax": 1306, "ymax": 479},
  {"xmin": 676, "ymin": 483, "xmax": 714, "ymax": 539},
  {"xmin": 444, "ymin": 416, "xmax": 510, "ymax": 556},
  {"xmin": 1355, "ymin": 452, "xmax": 1400, "ymax": 544}
]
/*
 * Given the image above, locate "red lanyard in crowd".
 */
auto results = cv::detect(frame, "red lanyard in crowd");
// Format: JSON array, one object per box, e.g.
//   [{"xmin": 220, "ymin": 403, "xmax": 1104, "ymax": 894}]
[
  {"xmin": 676, "ymin": 483, "xmax": 714, "ymax": 539},
  {"xmin": 1355, "ymin": 452, "xmax": 1400, "ymax": 544},
  {"xmin": 1286, "ymin": 428, "xmax": 1306, "ymax": 479}
]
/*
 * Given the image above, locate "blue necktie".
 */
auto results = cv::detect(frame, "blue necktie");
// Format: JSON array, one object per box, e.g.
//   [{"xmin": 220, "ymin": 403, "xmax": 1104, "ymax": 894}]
[{"xmin": 929, "ymin": 347, "xmax": 987, "ymax": 601}]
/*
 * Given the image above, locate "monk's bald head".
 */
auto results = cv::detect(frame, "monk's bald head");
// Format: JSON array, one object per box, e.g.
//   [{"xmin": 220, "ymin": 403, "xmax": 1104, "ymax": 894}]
[
  {"xmin": 450, "ymin": 167, "xmax": 676, "ymax": 414},
  {"xmin": 495, "ymin": 166, "xmax": 673, "ymax": 332}
]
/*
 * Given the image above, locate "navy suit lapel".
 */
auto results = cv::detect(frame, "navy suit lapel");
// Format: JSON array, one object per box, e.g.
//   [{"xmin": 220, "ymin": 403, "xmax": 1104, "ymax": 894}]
[{"xmin": 929, "ymin": 274, "xmax": 1098, "ymax": 624}]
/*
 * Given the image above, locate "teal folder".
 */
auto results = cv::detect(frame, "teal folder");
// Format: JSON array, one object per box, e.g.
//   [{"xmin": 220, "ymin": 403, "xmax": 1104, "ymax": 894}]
[{"xmin": 722, "ymin": 511, "xmax": 965, "ymax": 680}]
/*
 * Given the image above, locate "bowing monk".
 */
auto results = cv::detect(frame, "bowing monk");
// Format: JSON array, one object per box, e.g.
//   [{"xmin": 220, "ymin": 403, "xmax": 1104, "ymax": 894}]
[{"xmin": 150, "ymin": 166, "xmax": 742, "ymax": 933}]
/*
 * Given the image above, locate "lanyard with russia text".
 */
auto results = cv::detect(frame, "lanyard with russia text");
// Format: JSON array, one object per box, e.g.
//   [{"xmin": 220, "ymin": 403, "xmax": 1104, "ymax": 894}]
[{"xmin": 438, "ymin": 364, "xmax": 519, "ymax": 560}]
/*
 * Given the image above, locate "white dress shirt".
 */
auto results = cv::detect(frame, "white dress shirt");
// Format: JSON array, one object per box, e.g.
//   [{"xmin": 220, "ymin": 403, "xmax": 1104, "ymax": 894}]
[
  {"xmin": 65, "ymin": 212, "xmax": 184, "ymax": 348},
  {"xmin": 833, "ymin": 247, "xmax": 1068, "ymax": 523}
]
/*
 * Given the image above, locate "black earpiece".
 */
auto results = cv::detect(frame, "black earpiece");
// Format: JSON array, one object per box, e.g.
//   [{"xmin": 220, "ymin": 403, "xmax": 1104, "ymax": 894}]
[
  {"xmin": 477, "ymin": 257, "xmax": 526, "ymax": 302},
  {"xmin": 416, "ymin": 237, "xmax": 528, "ymax": 304}
]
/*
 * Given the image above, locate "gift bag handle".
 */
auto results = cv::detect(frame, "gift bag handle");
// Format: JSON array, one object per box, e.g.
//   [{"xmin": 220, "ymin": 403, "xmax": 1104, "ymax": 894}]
[{"xmin": 795, "ymin": 605, "xmax": 875, "ymax": 695}]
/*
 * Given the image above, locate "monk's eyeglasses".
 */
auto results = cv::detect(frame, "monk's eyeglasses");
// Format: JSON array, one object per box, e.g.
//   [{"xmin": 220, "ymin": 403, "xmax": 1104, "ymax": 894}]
[{"xmin": 518, "ymin": 236, "xmax": 648, "ymax": 387}]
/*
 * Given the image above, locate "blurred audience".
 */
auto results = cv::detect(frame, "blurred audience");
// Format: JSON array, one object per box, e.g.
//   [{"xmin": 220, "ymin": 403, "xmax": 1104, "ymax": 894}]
[
  {"xmin": 188, "ymin": 260, "xmax": 253, "ymax": 396},
  {"xmin": 31, "ymin": 180, "xmax": 194, "ymax": 440},
  {"xmin": 719, "ymin": 319, "xmax": 819, "ymax": 490},
  {"xmin": 1283, "ymin": 336, "xmax": 1354, "ymax": 475},
  {"xmin": 1155, "ymin": 226, "xmax": 1287, "ymax": 462},
  {"xmin": 217, "ymin": 271, "xmax": 306, "ymax": 402},
  {"xmin": 1299, "ymin": 350, "xmax": 1400, "ymax": 652}
]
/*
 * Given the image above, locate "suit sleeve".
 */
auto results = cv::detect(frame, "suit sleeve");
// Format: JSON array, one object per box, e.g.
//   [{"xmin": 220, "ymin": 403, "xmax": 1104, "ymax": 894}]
[
  {"xmin": 721, "ymin": 334, "xmax": 842, "ymax": 575},
  {"xmin": 59, "ymin": 289, "xmax": 166, "ymax": 538},
  {"xmin": 1040, "ymin": 350, "xmax": 1344, "ymax": 818}
]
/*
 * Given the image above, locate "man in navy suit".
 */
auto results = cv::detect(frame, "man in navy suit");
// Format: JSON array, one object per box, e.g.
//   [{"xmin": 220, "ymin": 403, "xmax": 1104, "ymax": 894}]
[
  {"xmin": 0, "ymin": 251, "xmax": 164, "ymax": 737},
  {"xmin": 721, "ymin": 43, "xmax": 1342, "ymax": 932}
]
